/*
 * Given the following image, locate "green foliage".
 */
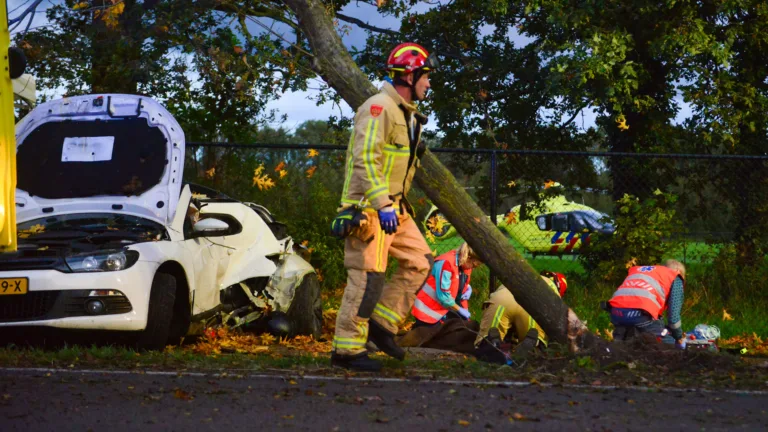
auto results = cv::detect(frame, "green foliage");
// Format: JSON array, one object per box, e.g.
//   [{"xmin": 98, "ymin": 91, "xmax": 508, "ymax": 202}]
[{"xmin": 579, "ymin": 191, "xmax": 682, "ymax": 284}]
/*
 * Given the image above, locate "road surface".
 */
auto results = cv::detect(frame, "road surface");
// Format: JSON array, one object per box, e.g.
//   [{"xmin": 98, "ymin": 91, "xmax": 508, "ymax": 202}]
[{"xmin": 0, "ymin": 368, "xmax": 765, "ymax": 431}]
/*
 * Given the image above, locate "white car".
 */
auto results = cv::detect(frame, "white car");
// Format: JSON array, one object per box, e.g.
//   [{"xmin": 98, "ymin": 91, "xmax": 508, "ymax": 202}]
[{"xmin": 0, "ymin": 94, "xmax": 321, "ymax": 349}]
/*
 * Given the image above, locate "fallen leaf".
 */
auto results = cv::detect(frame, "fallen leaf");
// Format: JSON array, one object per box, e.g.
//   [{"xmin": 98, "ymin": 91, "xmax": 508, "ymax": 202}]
[
  {"xmin": 307, "ymin": 149, "xmax": 319, "ymax": 158},
  {"xmin": 504, "ymin": 211, "xmax": 517, "ymax": 225},
  {"xmin": 289, "ymin": 380, "xmax": 298, "ymax": 385},
  {"xmin": 204, "ymin": 167, "xmax": 215, "ymax": 179},
  {"xmin": 174, "ymin": 389, "xmax": 193, "ymax": 401},
  {"xmin": 274, "ymin": 161, "xmax": 286, "ymax": 172},
  {"xmin": 723, "ymin": 309, "xmax": 734, "ymax": 321},
  {"xmin": 512, "ymin": 413, "xmax": 525, "ymax": 420},
  {"xmin": 507, "ymin": 180, "xmax": 516, "ymax": 188},
  {"xmin": 283, "ymin": 415, "xmax": 294, "ymax": 419},
  {"xmin": 458, "ymin": 420, "xmax": 470, "ymax": 426},
  {"xmin": 306, "ymin": 166, "xmax": 317, "ymax": 178},
  {"xmin": 279, "ymin": 169, "xmax": 288, "ymax": 179},
  {"xmin": 626, "ymin": 399, "xmax": 636, "ymax": 404}
]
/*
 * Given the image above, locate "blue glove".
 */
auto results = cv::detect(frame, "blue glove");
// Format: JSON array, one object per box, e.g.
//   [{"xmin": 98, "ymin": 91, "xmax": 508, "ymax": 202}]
[
  {"xmin": 676, "ymin": 338, "xmax": 687, "ymax": 350},
  {"xmin": 457, "ymin": 307, "xmax": 471, "ymax": 320},
  {"xmin": 461, "ymin": 284, "xmax": 472, "ymax": 301},
  {"xmin": 378, "ymin": 206, "xmax": 399, "ymax": 235}
]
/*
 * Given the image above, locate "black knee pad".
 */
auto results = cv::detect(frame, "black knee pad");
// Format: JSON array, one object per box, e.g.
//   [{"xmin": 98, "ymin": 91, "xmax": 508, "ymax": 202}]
[{"xmin": 357, "ymin": 272, "xmax": 386, "ymax": 318}]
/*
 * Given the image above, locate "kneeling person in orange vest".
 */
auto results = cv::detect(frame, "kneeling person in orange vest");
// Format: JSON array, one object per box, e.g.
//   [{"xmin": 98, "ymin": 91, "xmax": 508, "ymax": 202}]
[
  {"xmin": 411, "ymin": 242, "xmax": 483, "ymax": 327},
  {"xmin": 474, "ymin": 271, "xmax": 567, "ymax": 363},
  {"xmin": 606, "ymin": 259, "xmax": 686, "ymax": 348}
]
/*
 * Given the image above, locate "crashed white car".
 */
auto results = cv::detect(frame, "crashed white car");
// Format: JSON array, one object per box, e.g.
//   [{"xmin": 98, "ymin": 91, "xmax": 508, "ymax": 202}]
[{"xmin": 0, "ymin": 94, "xmax": 321, "ymax": 349}]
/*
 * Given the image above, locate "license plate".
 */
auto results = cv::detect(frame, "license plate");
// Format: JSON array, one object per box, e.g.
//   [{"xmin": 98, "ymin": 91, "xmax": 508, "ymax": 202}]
[{"xmin": 0, "ymin": 278, "xmax": 28, "ymax": 295}]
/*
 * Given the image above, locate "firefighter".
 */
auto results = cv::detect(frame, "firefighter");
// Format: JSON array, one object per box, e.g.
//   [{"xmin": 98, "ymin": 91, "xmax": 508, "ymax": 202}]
[
  {"xmin": 411, "ymin": 242, "xmax": 482, "ymax": 326},
  {"xmin": 474, "ymin": 271, "xmax": 568, "ymax": 363},
  {"xmin": 329, "ymin": 43, "xmax": 440, "ymax": 371},
  {"xmin": 607, "ymin": 259, "xmax": 686, "ymax": 348}
]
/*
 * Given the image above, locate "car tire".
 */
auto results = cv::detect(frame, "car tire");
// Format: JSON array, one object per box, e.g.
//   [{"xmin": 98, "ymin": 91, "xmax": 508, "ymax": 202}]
[
  {"xmin": 285, "ymin": 272, "xmax": 322, "ymax": 339},
  {"xmin": 135, "ymin": 272, "xmax": 176, "ymax": 351}
]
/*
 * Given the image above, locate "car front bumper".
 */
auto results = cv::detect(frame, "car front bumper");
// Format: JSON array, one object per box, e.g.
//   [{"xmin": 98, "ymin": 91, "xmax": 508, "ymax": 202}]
[{"xmin": 0, "ymin": 261, "xmax": 159, "ymax": 331}]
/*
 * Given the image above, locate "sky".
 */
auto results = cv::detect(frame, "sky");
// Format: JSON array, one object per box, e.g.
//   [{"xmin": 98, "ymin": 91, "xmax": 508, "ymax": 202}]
[{"xmin": 7, "ymin": 0, "xmax": 692, "ymax": 134}]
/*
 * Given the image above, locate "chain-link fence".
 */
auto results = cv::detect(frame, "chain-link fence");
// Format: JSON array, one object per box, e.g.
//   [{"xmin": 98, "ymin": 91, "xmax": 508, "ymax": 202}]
[{"xmin": 185, "ymin": 142, "xmax": 768, "ymax": 279}]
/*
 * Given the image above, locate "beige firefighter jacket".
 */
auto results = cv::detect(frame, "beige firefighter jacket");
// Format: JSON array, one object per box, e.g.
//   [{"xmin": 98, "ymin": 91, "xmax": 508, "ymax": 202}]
[{"xmin": 340, "ymin": 82, "xmax": 425, "ymax": 211}]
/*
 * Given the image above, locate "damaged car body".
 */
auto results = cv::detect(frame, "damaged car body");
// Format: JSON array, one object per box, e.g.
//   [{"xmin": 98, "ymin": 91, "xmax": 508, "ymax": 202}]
[{"xmin": 0, "ymin": 94, "xmax": 321, "ymax": 349}]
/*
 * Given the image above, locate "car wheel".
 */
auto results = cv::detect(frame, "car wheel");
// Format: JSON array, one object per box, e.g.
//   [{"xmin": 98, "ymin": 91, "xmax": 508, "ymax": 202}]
[
  {"xmin": 135, "ymin": 272, "xmax": 176, "ymax": 351},
  {"xmin": 285, "ymin": 272, "xmax": 322, "ymax": 339}
]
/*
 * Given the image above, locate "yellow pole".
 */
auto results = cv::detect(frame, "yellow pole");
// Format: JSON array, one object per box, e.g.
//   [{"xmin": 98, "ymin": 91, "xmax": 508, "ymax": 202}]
[{"xmin": 0, "ymin": 2, "xmax": 17, "ymax": 252}]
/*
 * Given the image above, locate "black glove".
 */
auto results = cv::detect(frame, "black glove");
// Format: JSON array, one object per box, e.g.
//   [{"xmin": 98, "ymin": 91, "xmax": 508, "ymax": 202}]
[{"xmin": 330, "ymin": 207, "xmax": 367, "ymax": 239}]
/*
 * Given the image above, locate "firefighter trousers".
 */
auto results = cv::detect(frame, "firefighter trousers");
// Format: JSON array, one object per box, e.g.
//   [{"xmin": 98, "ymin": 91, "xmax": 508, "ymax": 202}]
[
  {"xmin": 333, "ymin": 211, "xmax": 433, "ymax": 356},
  {"xmin": 474, "ymin": 287, "xmax": 546, "ymax": 347}
]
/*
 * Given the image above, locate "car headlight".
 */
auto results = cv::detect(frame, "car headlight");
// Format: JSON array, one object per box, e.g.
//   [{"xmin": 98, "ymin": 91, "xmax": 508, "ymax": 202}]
[{"xmin": 65, "ymin": 250, "xmax": 140, "ymax": 273}]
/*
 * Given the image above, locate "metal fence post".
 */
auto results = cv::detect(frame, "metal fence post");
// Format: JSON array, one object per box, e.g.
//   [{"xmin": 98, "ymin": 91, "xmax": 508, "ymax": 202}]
[{"xmin": 489, "ymin": 151, "xmax": 497, "ymax": 297}]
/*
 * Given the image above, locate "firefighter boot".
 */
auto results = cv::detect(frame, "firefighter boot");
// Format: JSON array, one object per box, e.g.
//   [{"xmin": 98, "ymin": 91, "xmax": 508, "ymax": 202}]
[
  {"xmin": 512, "ymin": 328, "xmax": 540, "ymax": 358},
  {"xmin": 368, "ymin": 319, "xmax": 406, "ymax": 361},
  {"xmin": 331, "ymin": 352, "xmax": 382, "ymax": 372}
]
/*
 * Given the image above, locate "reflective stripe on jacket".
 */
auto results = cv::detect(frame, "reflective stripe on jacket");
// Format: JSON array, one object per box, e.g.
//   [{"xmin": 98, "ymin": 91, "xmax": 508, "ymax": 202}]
[
  {"xmin": 411, "ymin": 250, "xmax": 471, "ymax": 324},
  {"xmin": 339, "ymin": 82, "xmax": 424, "ymax": 211},
  {"xmin": 608, "ymin": 266, "xmax": 680, "ymax": 319}
]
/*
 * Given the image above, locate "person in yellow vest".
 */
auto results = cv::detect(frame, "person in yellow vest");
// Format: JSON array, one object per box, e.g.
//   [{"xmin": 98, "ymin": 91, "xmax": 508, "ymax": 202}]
[
  {"xmin": 328, "ymin": 43, "xmax": 440, "ymax": 372},
  {"xmin": 474, "ymin": 271, "xmax": 568, "ymax": 363},
  {"xmin": 607, "ymin": 259, "xmax": 686, "ymax": 348}
]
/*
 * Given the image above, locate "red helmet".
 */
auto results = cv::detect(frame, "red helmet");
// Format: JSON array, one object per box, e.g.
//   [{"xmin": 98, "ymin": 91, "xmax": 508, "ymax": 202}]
[
  {"xmin": 386, "ymin": 42, "xmax": 439, "ymax": 74},
  {"xmin": 541, "ymin": 271, "xmax": 568, "ymax": 297}
]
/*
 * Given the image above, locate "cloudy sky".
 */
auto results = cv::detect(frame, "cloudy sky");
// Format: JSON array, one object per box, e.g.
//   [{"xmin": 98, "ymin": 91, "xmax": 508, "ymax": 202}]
[{"xmin": 7, "ymin": 1, "xmax": 691, "ymax": 132}]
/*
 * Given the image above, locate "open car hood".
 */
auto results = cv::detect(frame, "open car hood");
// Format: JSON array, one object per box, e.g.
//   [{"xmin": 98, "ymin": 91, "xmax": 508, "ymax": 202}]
[{"xmin": 14, "ymin": 94, "xmax": 185, "ymax": 226}]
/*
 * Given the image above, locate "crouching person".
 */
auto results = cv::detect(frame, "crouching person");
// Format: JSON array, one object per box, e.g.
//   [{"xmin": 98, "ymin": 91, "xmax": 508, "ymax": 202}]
[
  {"xmin": 607, "ymin": 259, "xmax": 686, "ymax": 349},
  {"xmin": 395, "ymin": 243, "xmax": 483, "ymax": 353},
  {"xmin": 474, "ymin": 271, "xmax": 567, "ymax": 364}
]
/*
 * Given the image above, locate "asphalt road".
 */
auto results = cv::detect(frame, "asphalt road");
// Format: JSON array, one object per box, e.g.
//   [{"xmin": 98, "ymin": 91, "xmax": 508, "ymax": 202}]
[{"xmin": 0, "ymin": 368, "xmax": 766, "ymax": 431}]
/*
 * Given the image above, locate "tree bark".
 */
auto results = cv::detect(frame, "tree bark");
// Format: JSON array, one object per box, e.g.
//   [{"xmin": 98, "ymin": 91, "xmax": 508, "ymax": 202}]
[{"xmin": 283, "ymin": 0, "xmax": 597, "ymax": 349}]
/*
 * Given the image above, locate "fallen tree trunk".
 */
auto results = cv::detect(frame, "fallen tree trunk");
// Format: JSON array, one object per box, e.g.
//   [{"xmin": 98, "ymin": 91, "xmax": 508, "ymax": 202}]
[{"xmin": 284, "ymin": 0, "xmax": 598, "ymax": 350}]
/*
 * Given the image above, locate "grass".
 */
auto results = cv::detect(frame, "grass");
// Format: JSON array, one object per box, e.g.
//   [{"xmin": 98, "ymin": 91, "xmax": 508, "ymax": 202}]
[{"xmin": 429, "ymin": 234, "xmax": 768, "ymax": 339}]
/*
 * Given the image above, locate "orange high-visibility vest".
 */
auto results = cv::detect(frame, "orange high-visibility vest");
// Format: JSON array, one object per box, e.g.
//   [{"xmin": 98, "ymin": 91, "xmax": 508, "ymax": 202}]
[
  {"xmin": 411, "ymin": 250, "xmax": 471, "ymax": 324},
  {"xmin": 608, "ymin": 266, "xmax": 680, "ymax": 319}
]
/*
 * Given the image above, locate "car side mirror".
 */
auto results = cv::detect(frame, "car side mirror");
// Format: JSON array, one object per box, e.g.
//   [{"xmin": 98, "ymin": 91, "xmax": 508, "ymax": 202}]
[
  {"xmin": 192, "ymin": 217, "xmax": 231, "ymax": 237},
  {"xmin": 551, "ymin": 213, "xmax": 569, "ymax": 232}
]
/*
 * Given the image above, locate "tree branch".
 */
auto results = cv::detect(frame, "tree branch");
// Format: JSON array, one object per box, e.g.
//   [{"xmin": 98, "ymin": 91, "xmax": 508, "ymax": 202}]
[{"xmin": 335, "ymin": 12, "xmax": 398, "ymax": 37}]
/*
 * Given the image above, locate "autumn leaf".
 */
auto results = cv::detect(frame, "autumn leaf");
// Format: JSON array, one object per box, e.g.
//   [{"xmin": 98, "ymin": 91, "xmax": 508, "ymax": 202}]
[
  {"xmin": 426, "ymin": 214, "xmax": 448, "ymax": 235},
  {"xmin": 723, "ymin": 309, "xmax": 734, "ymax": 321},
  {"xmin": 18, "ymin": 224, "xmax": 45, "ymax": 239},
  {"xmin": 625, "ymin": 257, "xmax": 638, "ymax": 269},
  {"xmin": 306, "ymin": 166, "xmax": 317, "ymax": 178},
  {"xmin": 174, "ymin": 389, "xmax": 193, "ymax": 401},
  {"xmin": 279, "ymin": 169, "xmax": 288, "ymax": 179},
  {"xmin": 97, "ymin": 2, "xmax": 125, "ymax": 29},
  {"xmin": 504, "ymin": 211, "xmax": 517, "ymax": 225},
  {"xmin": 425, "ymin": 230, "xmax": 436, "ymax": 243},
  {"xmin": 253, "ymin": 164, "xmax": 276, "ymax": 190},
  {"xmin": 204, "ymin": 167, "xmax": 215, "ymax": 179},
  {"xmin": 457, "ymin": 420, "xmax": 470, "ymax": 426},
  {"xmin": 376, "ymin": 0, "xmax": 387, "ymax": 7},
  {"xmin": 301, "ymin": 240, "xmax": 309, "ymax": 247},
  {"xmin": 507, "ymin": 180, "xmax": 516, "ymax": 188},
  {"xmin": 543, "ymin": 180, "xmax": 556, "ymax": 189},
  {"xmin": 274, "ymin": 161, "xmax": 286, "ymax": 172},
  {"xmin": 616, "ymin": 114, "xmax": 629, "ymax": 131},
  {"xmin": 234, "ymin": 46, "xmax": 243, "ymax": 54},
  {"xmin": 307, "ymin": 149, "xmax": 319, "ymax": 158},
  {"xmin": 73, "ymin": 1, "xmax": 89, "ymax": 10}
]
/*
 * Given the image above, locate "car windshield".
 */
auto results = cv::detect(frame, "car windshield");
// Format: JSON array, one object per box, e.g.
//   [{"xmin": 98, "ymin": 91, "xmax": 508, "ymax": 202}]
[{"xmin": 18, "ymin": 213, "xmax": 166, "ymax": 241}]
